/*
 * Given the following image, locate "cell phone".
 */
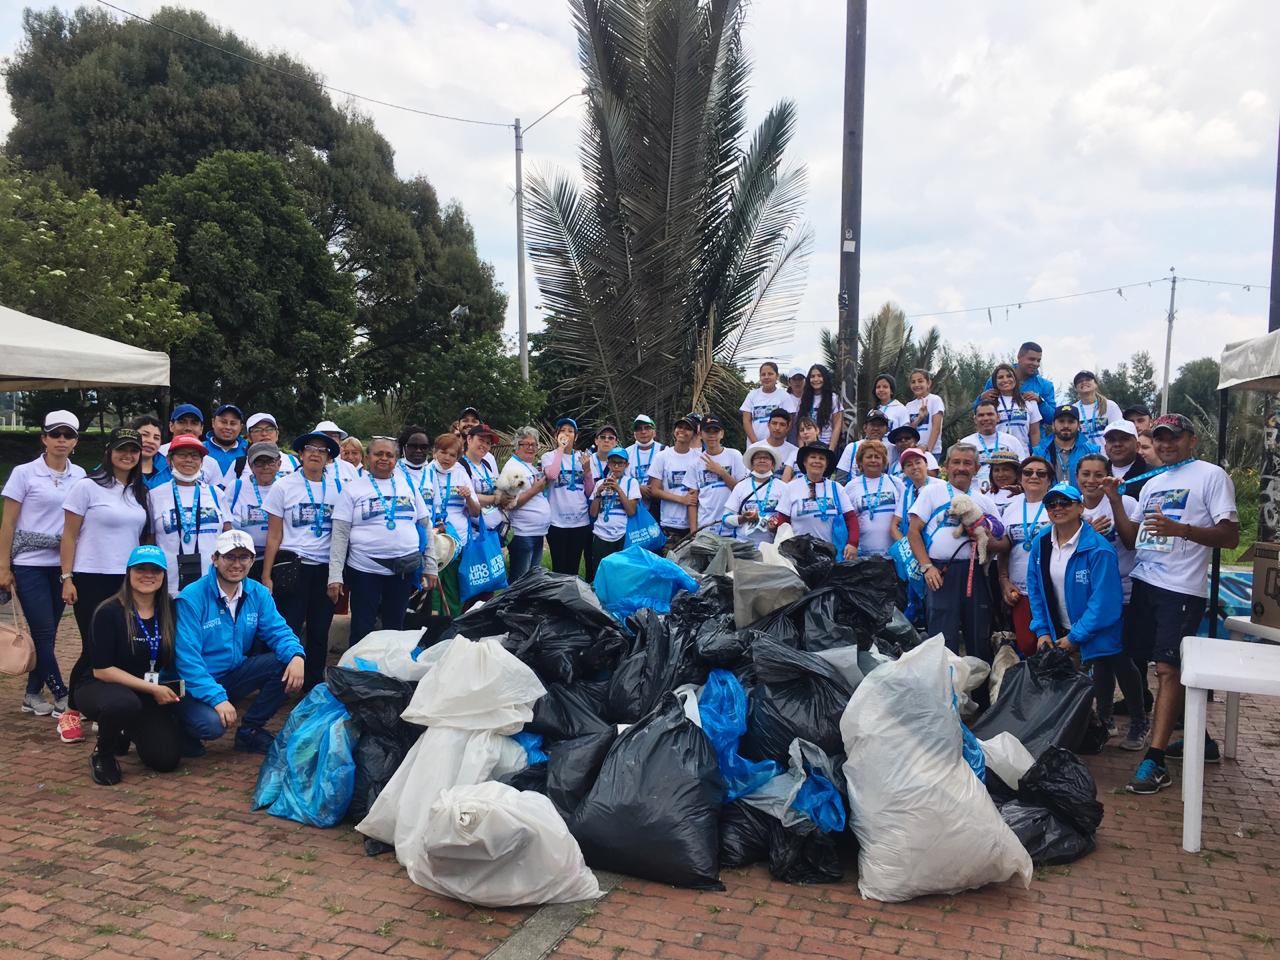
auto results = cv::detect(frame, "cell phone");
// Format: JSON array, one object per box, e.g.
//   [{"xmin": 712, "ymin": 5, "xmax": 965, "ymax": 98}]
[{"xmin": 162, "ymin": 679, "xmax": 185, "ymax": 697}]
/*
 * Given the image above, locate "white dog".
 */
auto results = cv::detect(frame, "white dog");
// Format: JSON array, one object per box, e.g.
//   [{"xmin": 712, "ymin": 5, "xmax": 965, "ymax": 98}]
[
  {"xmin": 949, "ymin": 492, "xmax": 992, "ymax": 567},
  {"xmin": 495, "ymin": 458, "xmax": 532, "ymax": 504}
]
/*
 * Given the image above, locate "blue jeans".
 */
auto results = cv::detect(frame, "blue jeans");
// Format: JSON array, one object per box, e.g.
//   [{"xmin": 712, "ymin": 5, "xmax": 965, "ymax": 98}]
[
  {"xmin": 12, "ymin": 565, "xmax": 67, "ymax": 699},
  {"xmin": 925, "ymin": 559, "xmax": 993, "ymax": 664},
  {"xmin": 177, "ymin": 653, "xmax": 287, "ymax": 740},
  {"xmin": 346, "ymin": 568, "xmax": 415, "ymax": 646},
  {"xmin": 506, "ymin": 534, "xmax": 545, "ymax": 584}
]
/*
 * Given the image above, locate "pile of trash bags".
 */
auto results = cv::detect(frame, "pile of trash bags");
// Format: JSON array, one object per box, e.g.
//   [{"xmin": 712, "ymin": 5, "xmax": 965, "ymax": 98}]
[{"xmin": 250, "ymin": 534, "xmax": 1107, "ymax": 906}]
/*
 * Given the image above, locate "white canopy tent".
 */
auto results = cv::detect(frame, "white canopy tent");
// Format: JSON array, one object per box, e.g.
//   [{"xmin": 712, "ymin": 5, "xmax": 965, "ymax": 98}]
[
  {"xmin": 1219, "ymin": 327, "xmax": 1280, "ymax": 394},
  {"xmin": 0, "ymin": 303, "xmax": 170, "ymax": 391}
]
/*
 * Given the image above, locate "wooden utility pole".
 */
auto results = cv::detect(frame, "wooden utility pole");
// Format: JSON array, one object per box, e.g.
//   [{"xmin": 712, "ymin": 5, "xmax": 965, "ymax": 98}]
[{"xmin": 836, "ymin": 0, "xmax": 867, "ymax": 437}]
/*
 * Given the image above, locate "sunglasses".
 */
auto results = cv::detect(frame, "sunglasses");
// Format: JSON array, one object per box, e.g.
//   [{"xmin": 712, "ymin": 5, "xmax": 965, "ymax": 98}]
[
  {"xmin": 45, "ymin": 430, "xmax": 77, "ymax": 440},
  {"xmin": 1021, "ymin": 468, "xmax": 1050, "ymax": 478},
  {"xmin": 1044, "ymin": 499, "xmax": 1077, "ymax": 510}
]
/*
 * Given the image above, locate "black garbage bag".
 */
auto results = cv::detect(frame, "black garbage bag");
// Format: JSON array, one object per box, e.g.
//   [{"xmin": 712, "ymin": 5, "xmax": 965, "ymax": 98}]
[
  {"xmin": 778, "ymin": 535, "xmax": 836, "ymax": 587},
  {"xmin": 689, "ymin": 614, "xmax": 756, "ymax": 668},
  {"xmin": 719, "ymin": 801, "xmax": 773, "ymax": 867},
  {"xmin": 606, "ymin": 608, "xmax": 707, "ymax": 724},
  {"xmin": 968, "ymin": 648, "xmax": 1095, "ymax": 758},
  {"xmin": 528, "ymin": 682, "xmax": 612, "ymax": 741},
  {"xmin": 717, "ymin": 801, "xmax": 842, "ymax": 883},
  {"xmin": 670, "ymin": 530, "xmax": 760, "ymax": 575},
  {"xmin": 999, "ymin": 800, "xmax": 1095, "ymax": 866},
  {"xmin": 874, "ymin": 608, "xmax": 921, "ymax": 657},
  {"xmin": 670, "ymin": 575, "xmax": 735, "ymax": 620},
  {"xmin": 1017, "ymin": 746, "xmax": 1103, "ymax": 837},
  {"xmin": 324, "ymin": 667, "xmax": 421, "ymax": 824},
  {"xmin": 546, "ymin": 730, "xmax": 616, "ymax": 817},
  {"xmin": 750, "ymin": 559, "xmax": 899, "ymax": 653},
  {"xmin": 571, "ymin": 693, "xmax": 725, "ymax": 889},
  {"xmin": 498, "ymin": 763, "xmax": 549, "ymax": 794},
  {"xmin": 739, "ymin": 640, "xmax": 853, "ymax": 763}
]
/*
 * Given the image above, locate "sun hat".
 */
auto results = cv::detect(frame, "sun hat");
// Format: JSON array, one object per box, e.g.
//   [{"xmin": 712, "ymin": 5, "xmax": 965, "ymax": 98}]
[{"xmin": 293, "ymin": 431, "xmax": 341, "ymax": 460}]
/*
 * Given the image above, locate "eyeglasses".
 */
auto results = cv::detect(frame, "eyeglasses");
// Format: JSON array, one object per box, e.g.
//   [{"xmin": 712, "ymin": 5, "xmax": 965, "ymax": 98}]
[
  {"xmin": 1021, "ymin": 468, "xmax": 1050, "ymax": 478},
  {"xmin": 302, "ymin": 444, "xmax": 329, "ymax": 454},
  {"xmin": 220, "ymin": 553, "xmax": 255, "ymax": 564},
  {"xmin": 45, "ymin": 430, "xmax": 77, "ymax": 440}
]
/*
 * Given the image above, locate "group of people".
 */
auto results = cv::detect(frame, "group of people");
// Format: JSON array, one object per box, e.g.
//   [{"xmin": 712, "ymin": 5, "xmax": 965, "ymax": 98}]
[{"xmin": 0, "ymin": 341, "xmax": 1239, "ymax": 799}]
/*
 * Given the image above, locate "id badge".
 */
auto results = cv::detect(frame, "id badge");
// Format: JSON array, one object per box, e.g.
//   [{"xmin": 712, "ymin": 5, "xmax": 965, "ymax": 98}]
[{"xmin": 144, "ymin": 671, "xmax": 160, "ymax": 685}]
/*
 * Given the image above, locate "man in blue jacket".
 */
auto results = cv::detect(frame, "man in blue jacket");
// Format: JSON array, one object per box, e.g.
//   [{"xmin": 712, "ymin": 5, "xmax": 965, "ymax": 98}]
[
  {"xmin": 1034, "ymin": 404, "xmax": 1099, "ymax": 484},
  {"xmin": 203, "ymin": 404, "xmax": 248, "ymax": 488},
  {"xmin": 175, "ymin": 529, "xmax": 305, "ymax": 755},
  {"xmin": 975, "ymin": 341, "xmax": 1057, "ymax": 425}
]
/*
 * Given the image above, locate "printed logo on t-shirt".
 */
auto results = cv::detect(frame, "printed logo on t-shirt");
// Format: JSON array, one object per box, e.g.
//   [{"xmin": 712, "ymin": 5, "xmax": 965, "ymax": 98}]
[
  {"xmin": 667, "ymin": 470, "xmax": 689, "ymax": 491},
  {"xmin": 797, "ymin": 495, "xmax": 836, "ymax": 517},
  {"xmin": 856, "ymin": 490, "xmax": 896, "ymax": 514},
  {"xmin": 239, "ymin": 505, "xmax": 268, "ymax": 528},
  {"xmin": 1137, "ymin": 488, "xmax": 1189, "ymax": 554},
  {"xmin": 161, "ymin": 505, "xmax": 222, "ymax": 535},
  {"xmin": 700, "ymin": 469, "xmax": 726, "ymax": 489},
  {"xmin": 290, "ymin": 503, "xmax": 333, "ymax": 530},
  {"xmin": 358, "ymin": 495, "xmax": 415, "ymax": 523},
  {"xmin": 751, "ymin": 403, "xmax": 774, "ymax": 422}
]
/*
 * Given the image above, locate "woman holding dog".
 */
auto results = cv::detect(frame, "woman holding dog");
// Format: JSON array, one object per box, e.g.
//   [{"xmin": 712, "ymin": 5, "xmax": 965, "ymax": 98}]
[
  {"xmin": 997, "ymin": 454, "xmax": 1054, "ymax": 656},
  {"xmin": 504, "ymin": 428, "xmax": 552, "ymax": 581}
]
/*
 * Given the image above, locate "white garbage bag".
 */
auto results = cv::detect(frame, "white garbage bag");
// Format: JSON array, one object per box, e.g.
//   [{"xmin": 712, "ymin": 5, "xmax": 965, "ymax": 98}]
[
  {"xmin": 947, "ymin": 650, "xmax": 991, "ymax": 719},
  {"xmin": 338, "ymin": 628, "xmax": 438, "ymax": 681},
  {"xmin": 980, "ymin": 732, "xmax": 1036, "ymax": 790},
  {"xmin": 401, "ymin": 635, "xmax": 545, "ymax": 728},
  {"xmin": 411, "ymin": 782, "xmax": 602, "ymax": 906},
  {"xmin": 841, "ymin": 635, "xmax": 1032, "ymax": 902}
]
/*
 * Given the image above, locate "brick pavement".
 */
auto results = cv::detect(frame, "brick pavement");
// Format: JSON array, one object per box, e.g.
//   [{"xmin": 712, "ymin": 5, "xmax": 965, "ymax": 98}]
[{"xmin": 1, "ymin": 619, "xmax": 1278, "ymax": 960}]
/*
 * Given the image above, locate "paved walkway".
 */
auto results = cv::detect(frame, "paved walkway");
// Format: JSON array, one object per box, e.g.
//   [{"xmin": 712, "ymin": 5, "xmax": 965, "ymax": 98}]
[{"xmin": 1, "ymin": 622, "xmax": 1278, "ymax": 960}]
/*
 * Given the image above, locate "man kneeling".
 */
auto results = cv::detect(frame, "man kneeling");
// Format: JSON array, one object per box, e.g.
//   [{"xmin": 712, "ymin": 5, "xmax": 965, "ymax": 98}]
[{"xmin": 175, "ymin": 530, "xmax": 304, "ymax": 755}]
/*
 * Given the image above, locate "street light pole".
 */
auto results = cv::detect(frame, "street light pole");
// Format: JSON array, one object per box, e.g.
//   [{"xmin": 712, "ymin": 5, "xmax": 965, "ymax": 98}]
[
  {"xmin": 514, "ymin": 117, "xmax": 529, "ymax": 380},
  {"xmin": 836, "ymin": 0, "xmax": 867, "ymax": 435}
]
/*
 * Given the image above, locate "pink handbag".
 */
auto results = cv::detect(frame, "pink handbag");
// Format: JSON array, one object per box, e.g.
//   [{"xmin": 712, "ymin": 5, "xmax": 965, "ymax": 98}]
[{"xmin": 0, "ymin": 606, "xmax": 36, "ymax": 676}]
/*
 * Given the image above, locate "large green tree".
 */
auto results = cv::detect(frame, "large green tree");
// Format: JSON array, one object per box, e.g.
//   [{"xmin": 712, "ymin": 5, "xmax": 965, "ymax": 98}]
[
  {"xmin": 525, "ymin": 0, "xmax": 812, "ymax": 431},
  {"xmin": 1097, "ymin": 351, "xmax": 1158, "ymax": 413},
  {"xmin": 139, "ymin": 151, "xmax": 356, "ymax": 430}
]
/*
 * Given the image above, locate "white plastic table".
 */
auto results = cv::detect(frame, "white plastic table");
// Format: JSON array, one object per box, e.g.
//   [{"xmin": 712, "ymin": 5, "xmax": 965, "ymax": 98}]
[{"xmin": 1180, "ymin": 632, "xmax": 1280, "ymax": 852}]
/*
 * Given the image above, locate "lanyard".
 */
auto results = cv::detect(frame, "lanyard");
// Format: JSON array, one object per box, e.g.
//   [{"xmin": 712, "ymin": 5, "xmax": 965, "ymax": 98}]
[
  {"xmin": 998, "ymin": 395, "xmax": 1020, "ymax": 423},
  {"xmin": 899, "ymin": 480, "xmax": 919, "ymax": 536},
  {"xmin": 172, "ymin": 480, "xmax": 200, "ymax": 546},
  {"xmin": 1021, "ymin": 497, "xmax": 1047, "ymax": 552},
  {"xmin": 466, "ymin": 457, "xmax": 494, "ymax": 493},
  {"xmin": 368, "ymin": 473, "xmax": 399, "ymax": 530},
  {"xmin": 860, "ymin": 474, "xmax": 892, "ymax": 517},
  {"xmin": 633, "ymin": 443, "xmax": 656, "ymax": 480},
  {"xmin": 599, "ymin": 476, "xmax": 627, "ymax": 519},
  {"xmin": 302, "ymin": 473, "xmax": 328, "ymax": 539},
  {"xmin": 135, "ymin": 612, "xmax": 160, "ymax": 673},
  {"xmin": 976, "ymin": 433, "xmax": 1000, "ymax": 458},
  {"xmin": 562, "ymin": 450, "xmax": 579, "ymax": 490},
  {"xmin": 400, "ymin": 461, "xmax": 430, "ymax": 500},
  {"xmin": 810, "ymin": 479, "xmax": 837, "ymax": 521},
  {"xmin": 249, "ymin": 477, "xmax": 268, "ymax": 530},
  {"xmin": 1079, "ymin": 401, "xmax": 1098, "ymax": 438},
  {"xmin": 429, "ymin": 464, "xmax": 451, "ymax": 524},
  {"xmin": 750, "ymin": 477, "xmax": 775, "ymax": 515},
  {"xmin": 1119, "ymin": 458, "xmax": 1195, "ymax": 494}
]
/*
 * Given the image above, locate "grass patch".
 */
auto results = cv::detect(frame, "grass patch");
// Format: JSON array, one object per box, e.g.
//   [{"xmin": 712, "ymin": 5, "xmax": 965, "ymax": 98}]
[{"xmin": 203, "ymin": 929, "xmax": 237, "ymax": 942}]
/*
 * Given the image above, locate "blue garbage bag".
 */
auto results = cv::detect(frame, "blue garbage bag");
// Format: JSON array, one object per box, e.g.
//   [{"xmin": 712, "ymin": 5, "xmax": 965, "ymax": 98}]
[
  {"xmin": 253, "ymin": 685, "xmax": 356, "ymax": 828},
  {"xmin": 950, "ymin": 684, "xmax": 986, "ymax": 782},
  {"xmin": 790, "ymin": 768, "xmax": 846, "ymax": 833},
  {"xmin": 698, "ymin": 669, "xmax": 782, "ymax": 801},
  {"xmin": 512, "ymin": 730, "xmax": 549, "ymax": 765},
  {"xmin": 593, "ymin": 545, "xmax": 699, "ymax": 621}
]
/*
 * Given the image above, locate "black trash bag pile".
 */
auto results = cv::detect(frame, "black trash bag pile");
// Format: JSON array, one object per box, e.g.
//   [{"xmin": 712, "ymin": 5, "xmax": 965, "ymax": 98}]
[
  {"xmin": 440, "ymin": 567, "xmax": 628, "ymax": 684},
  {"xmin": 670, "ymin": 575, "xmax": 735, "ymax": 620},
  {"xmin": 528, "ymin": 681, "xmax": 612, "ymax": 740},
  {"xmin": 571, "ymin": 693, "xmax": 725, "ymax": 888},
  {"xmin": 546, "ymin": 730, "xmax": 616, "ymax": 817},
  {"xmin": 606, "ymin": 608, "xmax": 707, "ymax": 724},
  {"xmin": 778, "ymin": 535, "xmax": 837, "ymax": 587},
  {"xmin": 670, "ymin": 531, "xmax": 761, "ymax": 575},
  {"xmin": 739, "ymin": 640, "xmax": 853, "ymax": 763},
  {"xmin": 969, "ymin": 648, "xmax": 1096, "ymax": 758},
  {"xmin": 750, "ymin": 557, "xmax": 899, "ymax": 652},
  {"xmin": 999, "ymin": 746, "xmax": 1102, "ymax": 865}
]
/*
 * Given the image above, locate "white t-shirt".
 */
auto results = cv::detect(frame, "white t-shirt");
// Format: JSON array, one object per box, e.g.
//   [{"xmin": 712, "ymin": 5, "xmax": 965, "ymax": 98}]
[
  {"xmin": 1083, "ymin": 494, "xmax": 1141, "ymax": 602},
  {"xmin": 650, "ymin": 447, "xmax": 703, "ymax": 529},
  {"xmin": 871, "ymin": 399, "xmax": 910, "ymax": 431},
  {"xmin": 541, "ymin": 451, "xmax": 592, "ymax": 530},
  {"xmin": 721, "ymin": 476, "xmax": 786, "ymax": 544},
  {"xmin": 802, "ymin": 395, "xmax": 844, "ymax": 446},
  {"xmin": 335, "ymin": 473, "xmax": 430, "ymax": 576},
  {"xmin": 149, "ymin": 481, "xmax": 226, "ymax": 594},
  {"xmin": 836, "ymin": 439, "xmax": 895, "ymax": 478},
  {"xmin": 909, "ymin": 483, "xmax": 998, "ymax": 562},
  {"xmin": 782, "ymin": 476, "xmax": 853, "ymax": 544},
  {"xmin": 1132, "ymin": 460, "xmax": 1238, "ymax": 599},
  {"xmin": 462, "ymin": 456, "xmax": 499, "ymax": 497},
  {"xmin": 845, "ymin": 473, "xmax": 903, "ymax": 557},
  {"xmin": 1077, "ymin": 400, "xmax": 1122, "ymax": 448},
  {"xmin": 1002, "ymin": 494, "xmax": 1052, "ymax": 592},
  {"xmin": 329, "ymin": 459, "xmax": 361, "ymax": 485},
  {"xmin": 764, "ymin": 439, "xmax": 798, "ymax": 479},
  {"xmin": 62, "ymin": 478, "xmax": 148, "ymax": 574},
  {"xmin": 993, "ymin": 395, "xmax": 1042, "ymax": 450},
  {"xmin": 696, "ymin": 448, "xmax": 747, "ymax": 537},
  {"xmin": 625, "ymin": 442, "xmax": 665, "ymax": 488},
  {"xmin": 503, "ymin": 456, "xmax": 552, "ymax": 537},
  {"xmin": 591, "ymin": 475, "xmax": 641, "ymax": 543},
  {"xmin": 958, "ymin": 431, "xmax": 1029, "ymax": 495},
  {"xmin": 226, "ymin": 477, "xmax": 274, "ymax": 553},
  {"xmin": 991, "ymin": 487, "xmax": 1016, "ymax": 515},
  {"xmin": 263, "ymin": 471, "xmax": 341, "ymax": 563},
  {"xmin": 740, "ymin": 386, "xmax": 799, "ymax": 439},
  {"xmin": 426, "ymin": 461, "xmax": 478, "ymax": 546},
  {"xmin": 894, "ymin": 476, "xmax": 943, "ymax": 533},
  {"xmin": 1, "ymin": 456, "xmax": 87, "ymax": 567},
  {"xmin": 904, "ymin": 393, "xmax": 946, "ymax": 454}
]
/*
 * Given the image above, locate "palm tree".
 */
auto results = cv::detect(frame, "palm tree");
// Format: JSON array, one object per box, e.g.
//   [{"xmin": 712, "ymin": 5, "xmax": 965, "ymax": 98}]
[{"xmin": 525, "ymin": 0, "xmax": 813, "ymax": 430}]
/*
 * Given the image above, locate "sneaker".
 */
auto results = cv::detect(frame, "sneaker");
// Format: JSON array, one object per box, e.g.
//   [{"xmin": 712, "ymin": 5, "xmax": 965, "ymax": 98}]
[
  {"xmin": 51, "ymin": 696, "xmax": 69, "ymax": 718},
  {"xmin": 1120, "ymin": 720, "xmax": 1149, "ymax": 751},
  {"xmin": 179, "ymin": 734, "xmax": 206, "ymax": 759},
  {"xmin": 234, "ymin": 727, "xmax": 274, "ymax": 755},
  {"xmin": 57, "ymin": 710, "xmax": 84, "ymax": 744},
  {"xmin": 21, "ymin": 692, "xmax": 54, "ymax": 716},
  {"xmin": 89, "ymin": 748, "xmax": 122, "ymax": 786},
  {"xmin": 1165, "ymin": 737, "xmax": 1221, "ymax": 764},
  {"xmin": 1126, "ymin": 759, "xmax": 1173, "ymax": 794},
  {"xmin": 1105, "ymin": 717, "xmax": 1118, "ymax": 738}
]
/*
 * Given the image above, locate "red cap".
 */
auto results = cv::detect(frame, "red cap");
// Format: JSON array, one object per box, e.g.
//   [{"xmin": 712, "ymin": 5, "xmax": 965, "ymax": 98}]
[
  {"xmin": 898, "ymin": 446, "xmax": 928, "ymax": 464},
  {"xmin": 168, "ymin": 434, "xmax": 208, "ymax": 456}
]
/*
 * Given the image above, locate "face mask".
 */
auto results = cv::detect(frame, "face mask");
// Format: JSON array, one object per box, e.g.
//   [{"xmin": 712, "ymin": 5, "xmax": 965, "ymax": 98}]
[
  {"xmin": 172, "ymin": 467, "xmax": 202, "ymax": 483},
  {"xmin": 751, "ymin": 468, "xmax": 773, "ymax": 480}
]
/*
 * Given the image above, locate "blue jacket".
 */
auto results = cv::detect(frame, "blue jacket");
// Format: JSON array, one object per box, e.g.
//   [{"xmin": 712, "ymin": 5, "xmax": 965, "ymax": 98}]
[
  {"xmin": 145, "ymin": 452, "xmax": 172, "ymax": 489},
  {"xmin": 175, "ymin": 569, "xmax": 303, "ymax": 706},
  {"xmin": 204, "ymin": 433, "xmax": 248, "ymax": 474},
  {"xmin": 976, "ymin": 372, "xmax": 1057, "ymax": 425},
  {"xmin": 1026, "ymin": 521, "xmax": 1123, "ymax": 661},
  {"xmin": 1033, "ymin": 434, "xmax": 1099, "ymax": 485}
]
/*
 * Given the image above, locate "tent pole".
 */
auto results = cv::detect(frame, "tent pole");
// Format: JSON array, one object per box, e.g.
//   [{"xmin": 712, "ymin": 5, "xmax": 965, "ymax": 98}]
[
  {"xmin": 159, "ymin": 387, "xmax": 172, "ymax": 430},
  {"xmin": 1208, "ymin": 387, "xmax": 1229, "ymax": 638}
]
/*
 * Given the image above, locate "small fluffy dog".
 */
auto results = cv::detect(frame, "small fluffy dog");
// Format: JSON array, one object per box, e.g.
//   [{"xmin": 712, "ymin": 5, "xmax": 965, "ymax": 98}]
[
  {"xmin": 949, "ymin": 492, "xmax": 993, "ymax": 567},
  {"xmin": 495, "ymin": 458, "xmax": 532, "ymax": 503}
]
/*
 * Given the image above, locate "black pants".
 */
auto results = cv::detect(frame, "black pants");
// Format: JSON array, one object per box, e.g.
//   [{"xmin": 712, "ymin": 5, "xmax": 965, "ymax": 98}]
[
  {"xmin": 67, "ymin": 572, "xmax": 125, "ymax": 711},
  {"xmin": 587, "ymin": 535, "xmax": 626, "ymax": 583},
  {"xmin": 547, "ymin": 525, "xmax": 592, "ymax": 578},
  {"xmin": 926, "ymin": 559, "xmax": 993, "ymax": 662},
  {"xmin": 75, "ymin": 680, "xmax": 182, "ymax": 772},
  {"xmin": 1090, "ymin": 652, "xmax": 1146, "ymax": 727},
  {"xmin": 276, "ymin": 562, "xmax": 335, "ymax": 689}
]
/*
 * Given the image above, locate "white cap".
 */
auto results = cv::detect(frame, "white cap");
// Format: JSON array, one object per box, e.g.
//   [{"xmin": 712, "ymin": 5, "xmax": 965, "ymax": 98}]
[
  {"xmin": 215, "ymin": 529, "xmax": 255, "ymax": 556},
  {"xmin": 313, "ymin": 419, "xmax": 348, "ymax": 440},
  {"xmin": 1103, "ymin": 419, "xmax": 1137, "ymax": 438},
  {"xmin": 246, "ymin": 412, "xmax": 277, "ymax": 431},
  {"xmin": 787, "ymin": 366, "xmax": 806, "ymax": 379},
  {"xmin": 43, "ymin": 410, "xmax": 80, "ymax": 432}
]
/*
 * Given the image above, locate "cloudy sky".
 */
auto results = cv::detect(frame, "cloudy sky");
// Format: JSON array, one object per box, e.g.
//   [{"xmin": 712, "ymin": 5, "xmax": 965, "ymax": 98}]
[{"xmin": 1, "ymin": 0, "xmax": 1276, "ymax": 396}]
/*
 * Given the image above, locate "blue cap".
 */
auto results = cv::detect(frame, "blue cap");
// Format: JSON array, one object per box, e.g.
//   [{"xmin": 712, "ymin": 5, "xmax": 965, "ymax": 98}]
[
  {"xmin": 127, "ymin": 544, "xmax": 168, "ymax": 570},
  {"xmin": 554, "ymin": 417, "xmax": 578, "ymax": 432},
  {"xmin": 1044, "ymin": 482, "xmax": 1083, "ymax": 504},
  {"xmin": 1052, "ymin": 403, "xmax": 1081, "ymax": 421},
  {"xmin": 170, "ymin": 403, "xmax": 203, "ymax": 423},
  {"xmin": 606, "ymin": 446, "xmax": 629, "ymax": 460},
  {"xmin": 213, "ymin": 403, "xmax": 244, "ymax": 421}
]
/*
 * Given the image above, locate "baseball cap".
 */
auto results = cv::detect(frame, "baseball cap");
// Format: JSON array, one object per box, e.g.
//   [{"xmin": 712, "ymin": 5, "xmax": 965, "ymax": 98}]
[
  {"xmin": 42, "ymin": 410, "xmax": 80, "ymax": 433},
  {"xmin": 170, "ymin": 403, "xmax": 203, "ymax": 423},
  {"xmin": 595, "ymin": 423, "xmax": 619, "ymax": 437},
  {"xmin": 215, "ymin": 529, "xmax": 256, "ymax": 556},
  {"xmin": 246, "ymin": 441, "xmax": 282, "ymax": 463},
  {"xmin": 313, "ymin": 419, "xmax": 348, "ymax": 440},
  {"xmin": 213, "ymin": 403, "xmax": 244, "ymax": 421},
  {"xmin": 606, "ymin": 446, "xmax": 629, "ymax": 461},
  {"xmin": 105, "ymin": 427, "xmax": 142, "ymax": 452},
  {"xmin": 864, "ymin": 410, "xmax": 890, "ymax": 425},
  {"xmin": 245, "ymin": 413, "xmax": 277, "ymax": 432},
  {"xmin": 787, "ymin": 366, "xmax": 806, "ymax": 379},
  {"xmin": 673, "ymin": 414, "xmax": 697, "ymax": 430},
  {"xmin": 898, "ymin": 446, "xmax": 928, "ymax": 465},
  {"xmin": 459, "ymin": 406, "xmax": 481, "ymax": 419},
  {"xmin": 701, "ymin": 415, "xmax": 724, "ymax": 431},
  {"xmin": 1103, "ymin": 420, "xmax": 1137, "ymax": 439},
  {"xmin": 1053, "ymin": 404, "xmax": 1081, "ymax": 421},
  {"xmin": 632, "ymin": 414, "xmax": 656, "ymax": 428},
  {"xmin": 1151, "ymin": 413, "xmax": 1195, "ymax": 437},
  {"xmin": 1044, "ymin": 482, "xmax": 1083, "ymax": 504},
  {"xmin": 1123, "ymin": 403, "xmax": 1152, "ymax": 419},
  {"xmin": 1072, "ymin": 371, "xmax": 1097, "ymax": 387},
  {"xmin": 467, "ymin": 424, "xmax": 501, "ymax": 443},
  {"xmin": 126, "ymin": 544, "xmax": 168, "ymax": 570},
  {"xmin": 554, "ymin": 416, "xmax": 578, "ymax": 432},
  {"xmin": 168, "ymin": 434, "xmax": 208, "ymax": 456},
  {"xmin": 888, "ymin": 424, "xmax": 920, "ymax": 443}
]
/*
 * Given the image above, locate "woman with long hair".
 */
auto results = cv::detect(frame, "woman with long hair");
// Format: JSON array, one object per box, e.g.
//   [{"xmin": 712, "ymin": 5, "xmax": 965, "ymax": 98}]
[
  {"xmin": 990, "ymin": 362, "xmax": 1042, "ymax": 450},
  {"xmin": 871, "ymin": 374, "xmax": 909, "ymax": 430},
  {"xmin": 996, "ymin": 454, "xmax": 1054, "ymax": 656},
  {"xmin": 72, "ymin": 545, "xmax": 183, "ymax": 785},
  {"xmin": 131, "ymin": 415, "xmax": 167, "ymax": 488},
  {"xmin": 0, "ymin": 411, "xmax": 87, "ymax": 718},
  {"xmin": 1072, "ymin": 371, "xmax": 1122, "ymax": 447},
  {"xmin": 58, "ymin": 428, "xmax": 151, "ymax": 744},
  {"xmin": 799, "ymin": 364, "xmax": 844, "ymax": 448}
]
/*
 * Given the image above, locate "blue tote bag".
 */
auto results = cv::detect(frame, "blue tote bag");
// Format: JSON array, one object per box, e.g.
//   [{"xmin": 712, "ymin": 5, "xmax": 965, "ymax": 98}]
[
  {"xmin": 459, "ymin": 521, "xmax": 509, "ymax": 602},
  {"xmin": 624, "ymin": 508, "xmax": 666, "ymax": 552}
]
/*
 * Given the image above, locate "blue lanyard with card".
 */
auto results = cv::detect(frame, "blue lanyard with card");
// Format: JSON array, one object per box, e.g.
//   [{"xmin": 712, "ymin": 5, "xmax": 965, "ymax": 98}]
[{"xmin": 136, "ymin": 612, "xmax": 161, "ymax": 684}]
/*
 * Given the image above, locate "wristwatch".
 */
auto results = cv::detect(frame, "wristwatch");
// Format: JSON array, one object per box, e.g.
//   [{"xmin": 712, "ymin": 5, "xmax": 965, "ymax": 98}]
[
  {"xmin": 920, "ymin": 563, "xmax": 935, "ymax": 574},
  {"xmin": 59, "ymin": 572, "xmax": 74, "ymax": 583}
]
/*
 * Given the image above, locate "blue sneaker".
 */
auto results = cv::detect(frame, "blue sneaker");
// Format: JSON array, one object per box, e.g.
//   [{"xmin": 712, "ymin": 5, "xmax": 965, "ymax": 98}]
[
  {"xmin": 1126, "ymin": 759, "xmax": 1173, "ymax": 794},
  {"xmin": 234, "ymin": 726, "xmax": 274, "ymax": 755}
]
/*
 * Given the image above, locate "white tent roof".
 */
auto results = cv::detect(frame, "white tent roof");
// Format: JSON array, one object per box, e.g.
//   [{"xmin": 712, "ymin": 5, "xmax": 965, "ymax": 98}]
[{"xmin": 0, "ymin": 304, "xmax": 170, "ymax": 391}]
